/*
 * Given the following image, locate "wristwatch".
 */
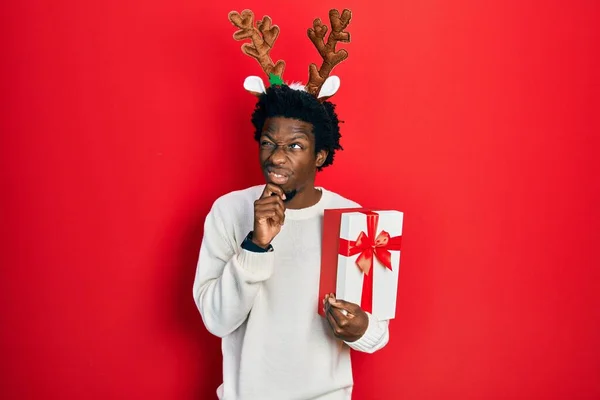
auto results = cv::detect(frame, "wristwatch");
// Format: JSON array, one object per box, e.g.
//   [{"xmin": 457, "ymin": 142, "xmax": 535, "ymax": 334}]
[{"xmin": 241, "ymin": 231, "xmax": 274, "ymax": 253}]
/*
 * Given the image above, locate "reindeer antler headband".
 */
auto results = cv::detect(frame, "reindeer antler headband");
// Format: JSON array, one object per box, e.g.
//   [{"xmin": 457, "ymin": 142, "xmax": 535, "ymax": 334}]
[{"xmin": 228, "ymin": 9, "xmax": 352, "ymax": 101}]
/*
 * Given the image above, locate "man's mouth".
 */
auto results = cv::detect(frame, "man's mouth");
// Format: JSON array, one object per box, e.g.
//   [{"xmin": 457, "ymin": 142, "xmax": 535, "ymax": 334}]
[
  {"xmin": 267, "ymin": 171, "xmax": 289, "ymax": 185},
  {"xmin": 266, "ymin": 168, "xmax": 291, "ymax": 185}
]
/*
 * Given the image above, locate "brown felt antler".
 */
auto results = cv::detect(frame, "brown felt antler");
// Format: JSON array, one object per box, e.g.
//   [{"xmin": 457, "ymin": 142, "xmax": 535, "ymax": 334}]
[
  {"xmin": 228, "ymin": 10, "xmax": 285, "ymax": 80},
  {"xmin": 306, "ymin": 9, "xmax": 352, "ymax": 97}
]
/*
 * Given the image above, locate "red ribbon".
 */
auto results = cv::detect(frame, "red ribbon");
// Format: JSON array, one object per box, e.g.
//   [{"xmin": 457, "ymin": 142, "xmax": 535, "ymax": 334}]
[
  {"xmin": 338, "ymin": 211, "xmax": 402, "ymax": 275},
  {"xmin": 337, "ymin": 211, "xmax": 402, "ymax": 314}
]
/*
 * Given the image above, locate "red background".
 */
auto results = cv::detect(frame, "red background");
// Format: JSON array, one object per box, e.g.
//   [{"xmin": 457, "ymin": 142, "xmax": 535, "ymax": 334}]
[{"xmin": 1, "ymin": 0, "xmax": 599, "ymax": 399}]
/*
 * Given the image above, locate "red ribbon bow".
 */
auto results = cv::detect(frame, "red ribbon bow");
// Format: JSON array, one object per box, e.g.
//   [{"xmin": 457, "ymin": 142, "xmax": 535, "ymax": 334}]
[{"xmin": 338, "ymin": 211, "xmax": 402, "ymax": 275}]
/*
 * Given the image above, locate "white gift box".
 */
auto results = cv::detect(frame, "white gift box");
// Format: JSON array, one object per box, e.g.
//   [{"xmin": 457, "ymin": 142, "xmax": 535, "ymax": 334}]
[{"xmin": 319, "ymin": 209, "xmax": 404, "ymax": 321}]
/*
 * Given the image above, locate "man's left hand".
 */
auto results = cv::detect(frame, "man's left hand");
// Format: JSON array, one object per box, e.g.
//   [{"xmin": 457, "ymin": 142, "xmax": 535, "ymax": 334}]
[{"xmin": 323, "ymin": 293, "xmax": 369, "ymax": 342}]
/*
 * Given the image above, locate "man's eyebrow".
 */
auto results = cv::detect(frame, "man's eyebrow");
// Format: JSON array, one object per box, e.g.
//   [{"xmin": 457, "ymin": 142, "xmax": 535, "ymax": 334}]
[
  {"xmin": 290, "ymin": 131, "xmax": 310, "ymax": 139},
  {"xmin": 260, "ymin": 132, "xmax": 275, "ymax": 140}
]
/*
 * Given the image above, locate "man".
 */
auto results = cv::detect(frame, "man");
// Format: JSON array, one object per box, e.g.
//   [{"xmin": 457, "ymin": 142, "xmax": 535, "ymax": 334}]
[
  {"xmin": 193, "ymin": 85, "xmax": 389, "ymax": 400},
  {"xmin": 193, "ymin": 8, "xmax": 389, "ymax": 400}
]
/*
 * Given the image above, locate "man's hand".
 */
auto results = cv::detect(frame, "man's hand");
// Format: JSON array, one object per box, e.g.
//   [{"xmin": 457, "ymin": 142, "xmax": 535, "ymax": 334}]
[
  {"xmin": 252, "ymin": 183, "xmax": 286, "ymax": 248},
  {"xmin": 323, "ymin": 293, "xmax": 369, "ymax": 342}
]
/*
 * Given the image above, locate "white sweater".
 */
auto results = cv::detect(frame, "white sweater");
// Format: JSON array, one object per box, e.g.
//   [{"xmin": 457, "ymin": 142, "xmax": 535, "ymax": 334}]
[{"xmin": 193, "ymin": 185, "xmax": 389, "ymax": 400}]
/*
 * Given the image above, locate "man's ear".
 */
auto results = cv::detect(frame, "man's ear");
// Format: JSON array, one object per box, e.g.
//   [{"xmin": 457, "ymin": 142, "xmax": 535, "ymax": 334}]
[{"xmin": 316, "ymin": 150, "xmax": 328, "ymax": 167}]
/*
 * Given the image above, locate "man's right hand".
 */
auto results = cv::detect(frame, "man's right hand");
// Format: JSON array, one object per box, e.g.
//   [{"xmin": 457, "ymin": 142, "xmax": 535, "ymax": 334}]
[{"xmin": 252, "ymin": 184, "xmax": 286, "ymax": 248}]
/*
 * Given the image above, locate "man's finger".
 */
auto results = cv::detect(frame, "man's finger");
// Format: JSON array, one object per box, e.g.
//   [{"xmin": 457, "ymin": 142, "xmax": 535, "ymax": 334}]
[
  {"xmin": 255, "ymin": 195, "xmax": 285, "ymax": 208},
  {"xmin": 254, "ymin": 208, "xmax": 281, "ymax": 221},
  {"xmin": 254, "ymin": 201, "xmax": 285, "ymax": 214},
  {"xmin": 261, "ymin": 183, "xmax": 285, "ymax": 199},
  {"xmin": 326, "ymin": 301, "xmax": 349, "ymax": 327},
  {"xmin": 328, "ymin": 297, "xmax": 361, "ymax": 315},
  {"xmin": 325, "ymin": 307, "xmax": 343, "ymax": 337},
  {"xmin": 255, "ymin": 202, "xmax": 285, "ymax": 221},
  {"xmin": 255, "ymin": 201, "xmax": 285, "ymax": 217},
  {"xmin": 255, "ymin": 196, "xmax": 286, "ymax": 217},
  {"xmin": 255, "ymin": 212, "xmax": 284, "ymax": 227}
]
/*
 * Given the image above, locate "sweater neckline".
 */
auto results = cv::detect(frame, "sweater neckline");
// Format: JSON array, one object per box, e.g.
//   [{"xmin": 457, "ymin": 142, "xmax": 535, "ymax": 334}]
[{"xmin": 284, "ymin": 187, "xmax": 330, "ymax": 220}]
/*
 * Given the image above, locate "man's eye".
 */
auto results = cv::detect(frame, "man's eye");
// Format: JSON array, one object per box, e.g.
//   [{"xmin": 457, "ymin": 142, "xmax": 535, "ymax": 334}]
[
  {"xmin": 289, "ymin": 143, "xmax": 303, "ymax": 150},
  {"xmin": 261, "ymin": 141, "xmax": 275, "ymax": 148}
]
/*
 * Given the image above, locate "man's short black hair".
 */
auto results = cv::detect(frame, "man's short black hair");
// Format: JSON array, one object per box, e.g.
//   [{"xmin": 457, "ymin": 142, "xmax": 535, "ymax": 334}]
[{"xmin": 250, "ymin": 85, "xmax": 343, "ymax": 170}]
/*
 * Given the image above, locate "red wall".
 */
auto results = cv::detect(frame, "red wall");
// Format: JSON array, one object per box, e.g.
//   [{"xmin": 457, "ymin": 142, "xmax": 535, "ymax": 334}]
[{"xmin": 1, "ymin": 0, "xmax": 599, "ymax": 399}]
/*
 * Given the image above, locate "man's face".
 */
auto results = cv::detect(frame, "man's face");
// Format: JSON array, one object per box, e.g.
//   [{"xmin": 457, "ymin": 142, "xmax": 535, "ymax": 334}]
[{"xmin": 259, "ymin": 116, "xmax": 327, "ymax": 200}]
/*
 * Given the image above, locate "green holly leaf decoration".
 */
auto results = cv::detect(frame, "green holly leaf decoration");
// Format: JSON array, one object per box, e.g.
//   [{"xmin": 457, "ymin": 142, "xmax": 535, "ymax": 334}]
[{"xmin": 269, "ymin": 73, "xmax": 284, "ymax": 86}]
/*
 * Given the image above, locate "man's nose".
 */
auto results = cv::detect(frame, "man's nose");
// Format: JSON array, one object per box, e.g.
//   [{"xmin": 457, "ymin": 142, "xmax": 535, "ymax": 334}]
[{"xmin": 268, "ymin": 145, "xmax": 287, "ymax": 165}]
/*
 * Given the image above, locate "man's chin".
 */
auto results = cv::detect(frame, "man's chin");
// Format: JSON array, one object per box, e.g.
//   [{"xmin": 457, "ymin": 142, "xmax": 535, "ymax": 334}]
[
  {"xmin": 283, "ymin": 189, "xmax": 297, "ymax": 203},
  {"xmin": 263, "ymin": 175, "xmax": 296, "ymax": 201}
]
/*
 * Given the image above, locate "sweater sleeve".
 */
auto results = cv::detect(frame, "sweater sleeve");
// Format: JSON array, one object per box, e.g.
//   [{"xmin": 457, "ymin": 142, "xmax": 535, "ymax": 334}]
[
  {"xmin": 344, "ymin": 312, "xmax": 390, "ymax": 353},
  {"xmin": 192, "ymin": 204, "xmax": 274, "ymax": 338}
]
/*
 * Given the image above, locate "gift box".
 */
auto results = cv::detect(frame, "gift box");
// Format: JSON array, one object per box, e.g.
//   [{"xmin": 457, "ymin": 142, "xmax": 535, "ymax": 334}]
[{"xmin": 319, "ymin": 208, "xmax": 403, "ymax": 321}]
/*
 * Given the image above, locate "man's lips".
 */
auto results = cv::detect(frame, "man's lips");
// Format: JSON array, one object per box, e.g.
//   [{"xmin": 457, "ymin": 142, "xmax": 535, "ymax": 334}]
[
  {"xmin": 265, "ymin": 167, "xmax": 292, "ymax": 176},
  {"xmin": 265, "ymin": 167, "xmax": 291, "ymax": 185}
]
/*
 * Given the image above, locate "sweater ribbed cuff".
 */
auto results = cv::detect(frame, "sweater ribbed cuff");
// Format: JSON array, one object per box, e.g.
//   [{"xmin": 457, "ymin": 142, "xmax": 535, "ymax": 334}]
[
  {"xmin": 344, "ymin": 312, "xmax": 386, "ymax": 352},
  {"xmin": 235, "ymin": 248, "xmax": 275, "ymax": 282}
]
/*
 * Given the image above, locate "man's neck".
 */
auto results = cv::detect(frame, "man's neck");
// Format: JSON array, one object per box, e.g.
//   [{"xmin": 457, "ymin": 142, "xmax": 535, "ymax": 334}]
[{"xmin": 285, "ymin": 186, "xmax": 322, "ymax": 210}]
